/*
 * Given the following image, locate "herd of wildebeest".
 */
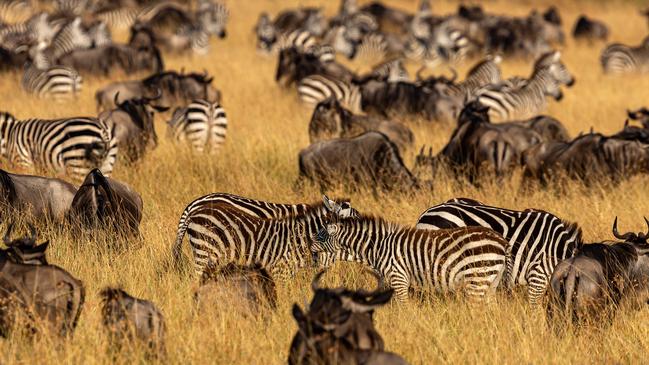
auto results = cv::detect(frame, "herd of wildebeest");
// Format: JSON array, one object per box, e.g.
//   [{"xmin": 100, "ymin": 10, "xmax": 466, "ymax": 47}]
[{"xmin": 0, "ymin": 0, "xmax": 649, "ymax": 363}]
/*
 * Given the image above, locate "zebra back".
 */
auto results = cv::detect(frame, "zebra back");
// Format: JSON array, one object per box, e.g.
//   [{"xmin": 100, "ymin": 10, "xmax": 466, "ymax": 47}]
[
  {"xmin": 297, "ymin": 74, "xmax": 362, "ymax": 113},
  {"xmin": 22, "ymin": 63, "xmax": 82, "ymax": 102}
]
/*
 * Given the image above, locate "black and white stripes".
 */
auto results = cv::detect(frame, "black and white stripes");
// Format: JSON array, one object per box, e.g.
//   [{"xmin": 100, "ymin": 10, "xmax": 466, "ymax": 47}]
[
  {"xmin": 415, "ymin": 198, "xmax": 583, "ymax": 303},
  {"xmin": 601, "ymin": 36, "xmax": 649, "ymax": 74},
  {"xmin": 21, "ymin": 62, "xmax": 83, "ymax": 102},
  {"xmin": 167, "ymin": 99, "xmax": 228, "ymax": 153},
  {"xmin": 0, "ymin": 112, "xmax": 118, "ymax": 180},
  {"xmin": 297, "ymin": 74, "xmax": 362, "ymax": 113}
]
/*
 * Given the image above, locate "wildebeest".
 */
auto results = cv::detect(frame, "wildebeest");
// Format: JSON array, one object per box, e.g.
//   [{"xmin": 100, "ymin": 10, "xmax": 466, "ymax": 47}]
[
  {"xmin": 99, "ymin": 93, "xmax": 169, "ymax": 163},
  {"xmin": 522, "ymin": 132, "xmax": 649, "ymax": 185},
  {"xmin": 572, "ymin": 15, "xmax": 609, "ymax": 42},
  {"xmin": 275, "ymin": 46, "xmax": 355, "ymax": 87},
  {"xmin": 0, "ymin": 225, "xmax": 85, "ymax": 337},
  {"xmin": 627, "ymin": 107, "xmax": 649, "ymax": 128},
  {"xmin": 100, "ymin": 287, "xmax": 166, "ymax": 356},
  {"xmin": 289, "ymin": 271, "xmax": 408, "ymax": 365},
  {"xmin": 194, "ymin": 262, "xmax": 277, "ymax": 317},
  {"xmin": 298, "ymin": 131, "xmax": 418, "ymax": 192},
  {"xmin": 56, "ymin": 26, "xmax": 164, "ymax": 76},
  {"xmin": 547, "ymin": 218, "xmax": 649, "ymax": 327},
  {"xmin": 95, "ymin": 70, "xmax": 221, "ymax": 112},
  {"xmin": 67, "ymin": 169, "xmax": 143, "ymax": 237},
  {"xmin": 0, "ymin": 169, "xmax": 77, "ymax": 223},
  {"xmin": 309, "ymin": 97, "xmax": 414, "ymax": 151}
]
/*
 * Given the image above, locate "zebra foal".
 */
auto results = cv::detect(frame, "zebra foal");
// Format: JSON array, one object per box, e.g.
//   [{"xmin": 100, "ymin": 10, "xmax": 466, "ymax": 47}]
[
  {"xmin": 0, "ymin": 112, "xmax": 118, "ymax": 181},
  {"xmin": 167, "ymin": 99, "xmax": 227, "ymax": 153},
  {"xmin": 172, "ymin": 194, "xmax": 358, "ymax": 276},
  {"xmin": 313, "ymin": 214, "xmax": 509, "ymax": 301},
  {"xmin": 416, "ymin": 198, "xmax": 583, "ymax": 304}
]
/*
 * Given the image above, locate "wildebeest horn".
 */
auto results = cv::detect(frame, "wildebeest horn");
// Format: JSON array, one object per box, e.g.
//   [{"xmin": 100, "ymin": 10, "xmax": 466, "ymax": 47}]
[
  {"xmin": 644, "ymin": 216, "xmax": 649, "ymax": 237},
  {"xmin": 415, "ymin": 66, "xmax": 425, "ymax": 82},
  {"xmin": 114, "ymin": 92, "xmax": 120, "ymax": 105},
  {"xmin": 612, "ymin": 217, "xmax": 635, "ymax": 240},
  {"xmin": 624, "ymin": 119, "xmax": 629, "ymax": 127},
  {"xmin": 311, "ymin": 269, "xmax": 327, "ymax": 291},
  {"xmin": 447, "ymin": 66, "xmax": 458, "ymax": 82},
  {"xmin": 418, "ymin": 145, "xmax": 425, "ymax": 156},
  {"xmin": 3, "ymin": 223, "xmax": 13, "ymax": 245},
  {"xmin": 150, "ymin": 88, "xmax": 162, "ymax": 100},
  {"xmin": 428, "ymin": 147, "xmax": 433, "ymax": 157}
]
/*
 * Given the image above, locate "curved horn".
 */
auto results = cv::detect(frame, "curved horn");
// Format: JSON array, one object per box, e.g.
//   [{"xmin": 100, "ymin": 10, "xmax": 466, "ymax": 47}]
[
  {"xmin": 612, "ymin": 217, "xmax": 624, "ymax": 239},
  {"xmin": 415, "ymin": 66, "xmax": 426, "ymax": 82},
  {"xmin": 151, "ymin": 88, "xmax": 162, "ymax": 100},
  {"xmin": 645, "ymin": 216, "xmax": 649, "ymax": 237},
  {"xmin": 418, "ymin": 145, "xmax": 425, "ymax": 156},
  {"xmin": 311, "ymin": 269, "xmax": 327, "ymax": 292},
  {"xmin": 447, "ymin": 66, "xmax": 458, "ymax": 82},
  {"xmin": 3, "ymin": 223, "xmax": 13, "ymax": 245},
  {"xmin": 113, "ymin": 91, "xmax": 120, "ymax": 106}
]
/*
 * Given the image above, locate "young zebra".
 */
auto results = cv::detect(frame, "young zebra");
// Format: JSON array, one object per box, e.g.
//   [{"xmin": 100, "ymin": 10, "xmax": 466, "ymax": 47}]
[
  {"xmin": 172, "ymin": 194, "xmax": 359, "ymax": 277},
  {"xmin": 601, "ymin": 36, "xmax": 649, "ymax": 74},
  {"xmin": 167, "ymin": 99, "xmax": 227, "ymax": 153},
  {"xmin": 297, "ymin": 74, "xmax": 362, "ymax": 113},
  {"xmin": 313, "ymin": 214, "xmax": 509, "ymax": 301},
  {"xmin": 0, "ymin": 112, "xmax": 117, "ymax": 181},
  {"xmin": 475, "ymin": 51, "xmax": 574, "ymax": 122},
  {"xmin": 415, "ymin": 198, "xmax": 583, "ymax": 304}
]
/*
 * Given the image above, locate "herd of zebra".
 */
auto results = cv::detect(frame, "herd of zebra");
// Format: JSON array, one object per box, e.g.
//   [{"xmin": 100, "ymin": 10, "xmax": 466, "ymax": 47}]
[{"xmin": 0, "ymin": 0, "xmax": 648, "ymax": 362}]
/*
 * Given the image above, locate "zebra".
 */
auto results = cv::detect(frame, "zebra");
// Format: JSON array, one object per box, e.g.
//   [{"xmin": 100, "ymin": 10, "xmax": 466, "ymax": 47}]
[
  {"xmin": 354, "ymin": 32, "xmax": 388, "ymax": 62},
  {"xmin": 172, "ymin": 194, "xmax": 359, "ymax": 277},
  {"xmin": 46, "ymin": 17, "xmax": 92, "ymax": 61},
  {"xmin": 297, "ymin": 74, "xmax": 362, "ymax": 113},
  {"xmin": 364, "ymin": 58, "xmax": 409, "ymax": 83},
  {"xmin": 474, "ymin": 51, "xmax": 574, "ymax": 122},
  {"xmin": 0, "ymin": 112, "xmax": 118, "ymax": 181},
  {"xmin": 0, "ymin": 0, "xmax": 30, "ymax": 23},
  {"xmin": 312, "ymin": 214, "xmax": 509, "ymax": 301},
  {"xmin": 22, "ymin": 61, "xmax": 83, "ymax": 102},
  {"xmin": 415, "ymin": 198, "xmax": 583, "ymax": 304},
  {"xmin": 275, "ymin": 29, "xmax": 318, "ymax": 53},
  {"xmin": 94, "ymin": 6, "xmax": 139, "ymax": 30},
  {"xmin": 197, "ymin": 0, "xmax": 229, "ymax": 39},
  {"xmin": 167, "ymin": 99, "xmax": 227, "ymax": 153},
  {"xmin": 601, "ymin": 36, "xmax": 649, "ymax": 74}
]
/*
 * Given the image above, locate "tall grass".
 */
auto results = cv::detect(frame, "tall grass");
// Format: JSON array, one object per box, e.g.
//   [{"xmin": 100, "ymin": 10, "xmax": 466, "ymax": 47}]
[{"xmin": 0, "ymin": 0, "xmax": 648, "ymax": 363}]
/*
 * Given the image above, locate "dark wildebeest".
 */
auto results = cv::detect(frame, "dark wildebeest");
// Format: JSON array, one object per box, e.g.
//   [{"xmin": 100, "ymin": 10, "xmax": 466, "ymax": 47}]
[
  {"xmin": 275, "ymin": 47, "xmax": 355, "ymax": 87},
  {"xmin": 522, "ymin": 132, "xmax": 649, "ymax": 186},
  {"xmin": 289, "ymin": 271, "xmax": 408, "ymax": 365},
  {"xmin": 309, "ymin": 97, "xmax": 414, "ymax": 151},
  {"xmin": 0, "ymin": 225, "xmax": 85, "ymax": 337},
  {"xmin": 95, "ymin": 70, "xmax": 221, "ymax": 112},
  {"xmin": 67, "ymin": 169, "xmax": 143, "ymax": 237},
  {"xmin": 298, "ymin": 131, "xmax": 419, "ymax": 192},
  {"xmin": 572, "ymin": 15, "xmax": 609, "ymax": 42},
  {"xmin": 56, "ymin": 26, "xmax": 164, "ymax": 76},
  {"xmin": 194, "ymin": 262, "xmax": 277, "ymax": 317},
  {"xmin": 611, "ymin": 108, "xmax": 649, "ymax": 144},
  {"xmin": 627, "ymin": 107, "xmax": 649, "ymax": 128},
  {"xmin": 100, "ymin": 287, "xmax": 166, "ymax": 356},
  {"xmin": 547, "ymin": 218, "xmax": 649, "ymax": 327},
  {"xmin": 99, "ymin": 93, "xmax": 169, "ymax": 163},
  {"xmin": 0, "ymin": 169, "xmax": 77, "ymax": 223}
]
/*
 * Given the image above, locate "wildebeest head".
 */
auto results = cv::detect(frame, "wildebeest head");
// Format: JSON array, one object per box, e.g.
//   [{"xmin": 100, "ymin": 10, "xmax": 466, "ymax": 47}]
[
  {"xmin": 182, "ymin": 71, "xmax": 219, "ymax": 104},
  {"xmin": 458, "ymin": 100, "xmax": 490, "ymax": 126},
  {"xmin": 627, "ymin": 108, "xmax": 649, "ymax": 129},
  {"xmin": 2, "ymin": 223, "xmax": 49, "ymax": 265},
  {"xmin": 114, "ymin": 91, "xmax": 168, "ymax": 151},
  {"xmin": 536, "ymin": 51, "xmax": 575, "ymax": 87},
  {"xmin": 289, "ymin": 270, "xmax": 393, "ymax": 363},
  {"xmin": 309, "ymin": 97, "xmax": 344, "ymax": 143},
  {"xmin": 612, "ymin": 217, "xmax": 649, "ymax": 244}
]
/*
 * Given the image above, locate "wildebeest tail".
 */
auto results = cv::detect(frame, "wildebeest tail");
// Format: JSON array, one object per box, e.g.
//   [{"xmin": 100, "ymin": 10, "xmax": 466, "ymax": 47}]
[{"xmin": 563, "ymin": 269, "xmax": 579, "ymax": 323}]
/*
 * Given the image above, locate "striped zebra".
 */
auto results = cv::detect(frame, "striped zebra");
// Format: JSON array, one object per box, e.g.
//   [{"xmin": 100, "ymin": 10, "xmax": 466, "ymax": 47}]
[
  {"xmin": 167, "ymin": 99, "xmax": 227, "ymax": 153},
  {"xmin": 601, "ymin": 36, "xmax": 649, "ymax": 74},
  {"xmin": 22, "ymin": 61, "xmax": 82, "ymax": 102},
  {"xmin": 94, "ymin": 6, "xmax": 139, "ymax": 30},
  {"xmin": 313, "ymin": 214, "xmax": 509, "ymax": 301},
  {"xmin": 354, "ymin": 32, "xmax": 388, "ymax": 62},
  {"xmin": 475, "ymin": 51, "xmax": 574, "ymax": 122},
  {"xmin": 47, "ymin": 17, "xmax": 92, "ymax": 60},
  {"xmin": 197, "ymin": 0, "xmax": 229, "ymax": 38},
  {"xmin": 0, "ymin": 112, "xmax": 118, "ymax": 180},
  {"xmin": 365, "ymin": 58, "xmax": 409, "ymax": 83},
  {"xmin": 0, "ymin": 0, "xmax": 30, "ymax": 23},
  {"xmin": 297, "ymin": 74, "xmax": 362, "ymax": 113},
  {"xmin": 415, "ymin": 198, "xmax": 583, "ymax": 304},
  {"xmin": 276, "ymin": 29, "xmax": 318, "ymax": 52},
  {"xmin": 172, "ymin": 194, "xmax": 359, "ymax": 276}
]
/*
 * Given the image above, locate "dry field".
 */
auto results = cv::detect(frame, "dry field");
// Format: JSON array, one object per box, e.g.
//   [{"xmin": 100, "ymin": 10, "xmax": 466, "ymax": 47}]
[{"xmin": 1, "ymin": 0, "xmax": 649, "ymax": 363}]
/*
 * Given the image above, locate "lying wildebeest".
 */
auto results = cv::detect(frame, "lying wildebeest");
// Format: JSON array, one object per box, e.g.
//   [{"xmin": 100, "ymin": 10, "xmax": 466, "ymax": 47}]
[
  {"xmin": 572, "ymin": 15, "xmax": 609, "ymax": 42},
  {"xmin": 309, "ymin": 97, "xmax": 414, "ymax": 151},
  {"xmin": 95, "ymin": 70, "xmax": 221, "ymax": 112},
  {"xmin": 0, "ymin": 225, "xmax": 85, "ymax": 337},
  {"xmin": 522, "ymin": 131, "xmax": 649, "ymax": 186},
  {"xmin": 194, "ymin": 262, "xmax": 277, "ymax": 317},
  {"xmin": 56, "ymin": 26, "xmax": 164, "ymax": 76},
  {"xmin": 100, "ymin": 287, "xmax": 166, "ymax": 356},
  {"xmin": 298, "ymin": 131, "xmax": 419, "ymax": 192},
  {"xmin": 547, "ymin": 218, "xmax": 649, "ymax": 327},
  {"xmin": 67, "ymin": 169, "xmax": 143, "ymax": 237},
  {"xmin": 99, "ymin": 93, "xmax": 169, "ymax": 163},
  {"xmin": 0, "ymin": 169, "xmax": 77, "ymax": 223},
  {"xmin": 276, "ymin": 46, "xmax": 355, "ymax": 87},
  {"xmin": 289, "ymin": 271, "xmax": 408, "ymax": 365}
]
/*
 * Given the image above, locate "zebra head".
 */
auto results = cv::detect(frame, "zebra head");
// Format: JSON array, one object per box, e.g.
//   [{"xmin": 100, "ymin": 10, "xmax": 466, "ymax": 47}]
[
  {"xmin": 322, "ymin": 195, "xmax": 358, "ymax": 220},
  {"xmin": 0, "ymin": 112, "xmax": 17, "ymax": 157},
  {"xmin": 254, "ymin": 13, "xmax": 277, "ymax": 52},
  {"xmin": 536, "ymin": 51, "xmax": 575, "ymax": 87},
  {"xmin": 197, "ymin": 0, "xmax": 229, "ymax": 38}
]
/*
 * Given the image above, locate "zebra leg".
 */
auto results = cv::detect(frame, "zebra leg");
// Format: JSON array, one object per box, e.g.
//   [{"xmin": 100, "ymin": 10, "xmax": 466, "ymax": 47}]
[
  {"xmin": 387, "ymin": 271, "xmax": 410, "ymax": 302},
  {"xmin": 526, "ymin": 265, "xmax": 550, "ymax": 306}
]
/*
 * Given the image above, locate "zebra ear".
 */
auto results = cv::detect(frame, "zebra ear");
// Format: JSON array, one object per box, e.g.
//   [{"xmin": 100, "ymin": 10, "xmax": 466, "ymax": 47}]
[
  {"xmin": 322, "ymin": 195, "xmax": 338, "ymax": 213},
  {"xmin": 552, "ymin": 51, "xmax": 561, "ymax": 62}
]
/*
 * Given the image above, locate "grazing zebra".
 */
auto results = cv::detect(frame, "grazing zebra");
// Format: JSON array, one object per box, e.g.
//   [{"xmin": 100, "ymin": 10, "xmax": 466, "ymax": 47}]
[
  {"xmin": 172, "ymin": 194, "xmax": 359, "ymax": 276},
  {"xmin": 297, "ymin": 74, "xmax": 362, "ymax": 113},
  {"xmin": 475, "ymin": 51, "xmax": 574, "ymax": 122},
  {"xmin": 601, "ymin": 36, "xmax": 649, "ymax": 74},
  {"xmin": 415, "ymin": 198, "xmax": 583, "ymax": 304},
  {"xmin": 167, "ymin": 99, "xmax": 227, "ymax": 153},
  {"xmin": 22, "ymin": 63, "xmax": 82, "ymax": 102},
  {"xmin": 0, "ymin": 112, "xmax": 118, "ymax": 180},
  {"xmin": 313, "ymin": 214, "xmax": 509, "ymax": 301}
]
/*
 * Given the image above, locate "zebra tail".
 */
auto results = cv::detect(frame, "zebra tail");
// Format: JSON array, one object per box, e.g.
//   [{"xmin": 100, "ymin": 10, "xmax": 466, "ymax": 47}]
[{"xmin": 171, "ymin": 206, "xmax": 192, "ymax": 273}]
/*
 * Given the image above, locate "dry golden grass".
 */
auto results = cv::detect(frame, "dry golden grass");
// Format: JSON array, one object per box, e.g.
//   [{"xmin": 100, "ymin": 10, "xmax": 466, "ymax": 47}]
[{"xmin": 1, "ymin": 0, "xmax": 649, "ymax": 363}]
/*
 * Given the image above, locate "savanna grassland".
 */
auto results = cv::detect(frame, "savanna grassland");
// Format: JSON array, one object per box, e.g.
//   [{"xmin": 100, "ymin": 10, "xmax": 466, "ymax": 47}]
[{"xmin": 1, "ymin": 0, "xmax": 649, "ymax": 364}]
